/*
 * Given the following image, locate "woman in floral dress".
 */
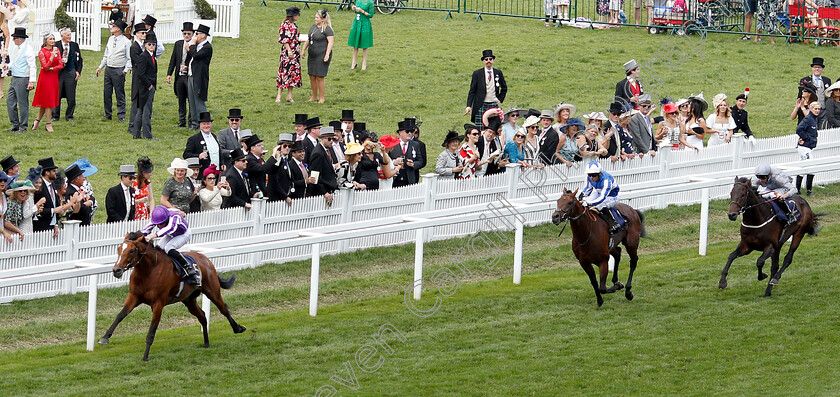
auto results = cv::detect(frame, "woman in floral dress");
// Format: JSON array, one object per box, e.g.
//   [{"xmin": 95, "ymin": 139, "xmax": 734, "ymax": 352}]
[
  {"xmin": 133, "ymin": 156, "xmax": 154, "ymax": 220},
  {"xmin": 276, "ymin": 6, "xmax": 302, "ymax": 103}
]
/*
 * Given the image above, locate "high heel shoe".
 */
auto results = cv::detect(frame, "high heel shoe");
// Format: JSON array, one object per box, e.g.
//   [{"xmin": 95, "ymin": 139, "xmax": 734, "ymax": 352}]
[
  {"xmin": 351, "ymin": 62, "xmax": 357, "ymax": 70},
  {"xmin": 45, "ymin": 122, "xmax": 54, "ymax": 132},
  {"xmin": 32, "ymin": 118, "xmax": 41, "ymax": 130}
]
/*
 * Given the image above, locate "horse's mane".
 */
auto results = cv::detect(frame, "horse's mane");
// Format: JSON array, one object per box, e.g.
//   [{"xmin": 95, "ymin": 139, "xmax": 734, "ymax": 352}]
[
  {"xmin": 126, "ymin": 231, "xmax": 166, "ymax": 254},
  {"xmin": 736, "ymin": 176, "xmax": 751, "ymax": 185}
]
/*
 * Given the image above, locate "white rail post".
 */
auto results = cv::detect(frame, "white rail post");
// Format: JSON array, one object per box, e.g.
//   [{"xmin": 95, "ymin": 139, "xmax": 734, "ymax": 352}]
[
  {"xmin": 248, "ymin": 198, "xmax": 265, "ymax": 268},
  {"xmin": 699, "ymin": 188, "xmax": 710, "ymax": 256},
  {"xmin": 202, "ymin": 294, "xmax": 211, "ymax": 332},
  {"xmin": 413, "ymin": 228, "xmax": 424, "ymax": 300},
  {"xmin": 309, "ymin": 242, "xmax": 321, "ymax": 316},
  {"xmin": 656, "ymin": 144, "xmax": 672, "ymax": 209},
  {"xmin": 513, "ymin": 218, "xmax": 523, "ymax": 284},
  {"xmin": 731, "ymin": 133, "xmax": 745, "ymax": 170},
  {"xmin": 338, "ymin": 190, "xmax": 355, "ymax": 253},
  {"xmin": 86, "ymin": 274, "xmax": 98, "ymax": 351},
  {"xmin": 421, "ymin": 174, "xmax": 438, "ymax": 242},
  {"xmin": 506, "ymin": 163, "xmax": 521, "ymax": 200},
  {"xmin": 63, "ymin": 220, "xmax": 81, "ymax": 294}
]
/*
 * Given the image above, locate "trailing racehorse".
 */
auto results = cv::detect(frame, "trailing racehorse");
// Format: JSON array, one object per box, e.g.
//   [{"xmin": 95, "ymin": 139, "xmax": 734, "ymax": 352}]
[
  {"xmin": 721, "ymin": 177, "xmax": 820, "ymax": 297},
  {"xmin": 99, "ymin": 232, "xmax": 246, "ymax": 361},
  {"xmin": 552, "ymin": 188, "xmax": 647, "ymax": 307}
]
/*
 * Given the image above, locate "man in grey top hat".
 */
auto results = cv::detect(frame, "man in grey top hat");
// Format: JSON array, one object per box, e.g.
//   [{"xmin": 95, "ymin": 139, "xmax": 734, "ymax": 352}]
[
  {"xmin": 105, "ymin": 165, "xmax": 136, "ymax": 222},
  {"xmin": 626, "ymin": 93, "xmax": 657, "ymax": 157},
  {"xmin": 615, "ymin": 59, "xmax": 644, "ymax": 110}
]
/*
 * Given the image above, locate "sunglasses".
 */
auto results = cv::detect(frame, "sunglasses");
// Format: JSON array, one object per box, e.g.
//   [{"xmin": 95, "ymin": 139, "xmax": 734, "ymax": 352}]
[
  {"xmin": 756, "ymin": 175, "xmax": 769, "ymax": 179},
  {"xmin": 510, "ymin": 114, "xmax": 520, "ymax": 117},
  {"xmin": 515, "ymin": 134, "xmax": 526, "ymax": 138},
  {"xmin": 469, "ymin": 132, "xmax": 480, "ymax": 136},
  {"xmin": 229, "ymin": 118, "xmax": 241, "ymax": 122},
  {"xmin": 527, "ymin": 125, "xmax": 538, "ymax": 129},
  {"xmin": 482, "ymin": 57, "xmax": 493, "ymax": 61},
  {"xmin": 205, "ymin": 176, "xmax": 216, "ymax": 180}
]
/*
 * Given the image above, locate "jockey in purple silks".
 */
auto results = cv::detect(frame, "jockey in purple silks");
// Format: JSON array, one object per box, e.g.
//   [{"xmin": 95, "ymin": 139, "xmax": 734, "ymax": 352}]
[{"xmin": 142, "ymin": 205, "xmax": 199, "ymax": 286}]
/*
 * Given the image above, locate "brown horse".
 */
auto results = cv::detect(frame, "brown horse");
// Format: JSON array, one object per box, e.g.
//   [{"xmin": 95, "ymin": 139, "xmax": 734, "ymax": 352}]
[
  {"xmin": 551, "ymin": 188, "xmax": 646, "ymax": 306},
  {"xmin": 721, "ymin": 177, "xmax": 820, "ymax": 297},
  {"xmin": 99, "ymin": 232, "xmax": 246, "ymax": 361}
]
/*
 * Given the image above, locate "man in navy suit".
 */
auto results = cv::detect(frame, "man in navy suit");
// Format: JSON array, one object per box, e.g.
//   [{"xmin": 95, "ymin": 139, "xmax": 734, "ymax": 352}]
[
  {"xmin": 388, "ymin": 120, "xmax": 426, "ymax": 187},
  {"xmin": 266, "ymin": 134, "xmax": 295, "ymax": 204},
  {"xmin": 53, "ymin": 27, "xmax": 83, "ymax": 121},
  {"xmin": 131, "ymin": 32, "xmax": 158, "ymax": 140},
  {"xmin": 465, "ymin": 49, "xmax": 507, "ymax": 126}
]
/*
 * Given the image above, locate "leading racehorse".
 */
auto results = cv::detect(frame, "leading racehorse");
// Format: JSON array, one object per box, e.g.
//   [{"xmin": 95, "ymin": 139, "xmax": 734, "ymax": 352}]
[
  {"xmin": 552, "ymin": 188, "xmax": 646, "ymax": 306},
  {"xmin": 720, "ymin": 177, "xmax": 820, "ymax": 297},
  {"xmin": 99, "ymin": 232, "xmax": 247, "ymax": 361}
]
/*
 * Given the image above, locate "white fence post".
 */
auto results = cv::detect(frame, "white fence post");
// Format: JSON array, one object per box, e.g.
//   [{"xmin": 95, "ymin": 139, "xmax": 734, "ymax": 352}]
[
  {"xmin": 413, "ymin": 228, "xmax": 424, "ymax": 300},
  {"xmin": 248, "ymin": 198, "xmax": 265, "ymax": 267},
  {"xmin": 309, "ymin": 242, "xmax": 321, "ymax": 316},
  {"xmin": 513, "ymin": 218, "xmax": 523, "ymax": 284},
  {"xmin": 421, "ymin": 174, "xmax": 438, "ymax": 242},
  {"xmin": 506, "ymin": 163, "xmax": 521, "ymax": 200},
  {"xmin": 63, "ymin": 220, "xmax": 81, "ymax": 294},
  {"xmin": 656, "ymin": 144, "xmax": 672, "ymax": 209},
  {"xmin": 699, "ymin": 188, "xmax": 710, "ymax": 256},
  {"xmin": 85, "ymin": 273, "xmax": 98, "ymax": 351},
  {"xmin": 339, "ymin": 190, "xmax": 355, "ymax": 253},
  {"xmin": 731, "ymin": 133, "xmax": 745, "ymax": 170}
]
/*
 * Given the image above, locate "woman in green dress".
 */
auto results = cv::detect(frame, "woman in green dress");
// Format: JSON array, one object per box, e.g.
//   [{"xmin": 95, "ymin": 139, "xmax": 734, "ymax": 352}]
[{"xmin": 347, "ymin": 0, "xmax": 374, "ymax": 70}]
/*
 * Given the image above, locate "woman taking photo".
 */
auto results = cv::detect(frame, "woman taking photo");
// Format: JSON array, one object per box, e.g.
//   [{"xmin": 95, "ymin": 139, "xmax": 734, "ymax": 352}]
[
  {"xmin": 337, "ymin": 143, "xmax": 367, "ymax": 190},
  {"xmin": 302, "ymin": 9, "xmax": 334, "ymax": 103},
  {"xmin": 276, "ymin": 6, "xmax": 302, "ymax": 103},
  {"xmin": 706, "ymin": 94, "xmax": 737, "ymax": 146},
  {"xmin": 133, "ymin": 156, "xmax": 154, "ymax": 220},
  {"xmin": 161, "ymin": 158, "xmax": 196, "ymax": 214},
  {"xmin": 357, "ymin": 140, "xmax": 394, "ymax": 190},
  {"xmin": 655, "ymin": 103, "xmax": 697, "ymax": 151},
  {"xmin": 348, "ymin": 0, "xmax": 374, "ymax": 70},
  {"xmin": 792, "ymin": 83, "xmax": 817, "ymax": 124},
  {"xmin": 436, "ymin": 130, "xmax": 465, "ymax": 177},
  {"xmin": 31, "ymin": 32, "xmax": 62, "ymax": 131},
  {"xmin": 198, "ymin": 165, "xmax": 230, "ymax": 211},
  {"xmin": 685, "ymin": 94, "xmax": 712, "ymax": 150}
]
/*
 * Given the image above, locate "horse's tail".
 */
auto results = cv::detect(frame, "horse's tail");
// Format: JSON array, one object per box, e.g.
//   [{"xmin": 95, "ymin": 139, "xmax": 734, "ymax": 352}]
[
  {"xmin": 808, "ymin": 213, "xmax": 827, "ymax": 236},
  {"xmin": 218, "ymin": 273, "xmax": 236, "ymax": 289},
  {"xmin": 636, "ymin": 210, "xmax": 648, "ymax": 238}
]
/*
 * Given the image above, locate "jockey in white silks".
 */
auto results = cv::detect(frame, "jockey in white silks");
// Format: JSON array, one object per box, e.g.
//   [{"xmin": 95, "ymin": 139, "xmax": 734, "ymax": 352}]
[
  {"xmin": 751, "ymin": 162, "xmax": 797, "ymax": 225},
  {"xmin": 581, "ymin": 161, "xmax": 621, "ymax": 235}
]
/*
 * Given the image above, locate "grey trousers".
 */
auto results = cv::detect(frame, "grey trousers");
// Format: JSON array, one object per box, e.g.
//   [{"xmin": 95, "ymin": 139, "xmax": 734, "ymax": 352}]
[
  {"xmin": 187, "ymin": 76, "xmax": 206, "ymax": 128},
  {"xmin": 103, "ymin": 66, "xmax": 125, "ymax": 119},
  {"xmin": 132, "ymin": 87, "xmax": 155, "ymax": 139},
  {"xmin": 7, "ymin": 76, "xmax": 29, "ymax": 130}
]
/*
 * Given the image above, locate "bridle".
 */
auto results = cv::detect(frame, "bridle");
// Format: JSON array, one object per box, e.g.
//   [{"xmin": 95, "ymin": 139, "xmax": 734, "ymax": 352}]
[
  {"xmin": 555, "ymin": 194, "xmax": 597, "ymax": 245},
  {"xmin": 729, "ymin": 181, "xmax": 777, "ymax": 228},
  {"xmin": 118, "ymin": 239, "xmax": 147, "ymax": 271}
]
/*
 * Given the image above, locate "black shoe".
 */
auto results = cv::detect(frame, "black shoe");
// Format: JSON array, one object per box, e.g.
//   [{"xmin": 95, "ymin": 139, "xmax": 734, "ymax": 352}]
[
  {"xmin": 103, "ymin": 115, "xmax": 112, "ymax": 120},
  {"xmin": 117, "ymin": 117, "xmax": 125, "ymax": 122},
  {"xmin": 65, "ymin": 117, "xmax": 74, "ymax": 121},
  {"xmin": 175, "ymin": 123, "xmax": 186, "ymax": 128},
  {"xmin": 807, "ymin": 190, "xmax": 813, "ymax": 196}
]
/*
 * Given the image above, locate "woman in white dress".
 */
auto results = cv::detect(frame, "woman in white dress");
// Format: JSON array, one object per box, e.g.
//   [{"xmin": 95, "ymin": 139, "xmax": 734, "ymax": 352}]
[
  {"xmin": 197, "ymin": 165, "xmax": 230, "ymax": 211},
  {"xmin": 706, "ymin": 94, "xmax": 737, "ymax": 146}
]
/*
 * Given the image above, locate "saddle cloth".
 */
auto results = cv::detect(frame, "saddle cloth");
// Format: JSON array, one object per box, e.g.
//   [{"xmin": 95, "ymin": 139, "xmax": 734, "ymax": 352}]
[
  {"xmin": 592, "ymin": 207, "xmax": 628, "ymax": 230},
  {"xmin": 774, "ymin": 198, "xmax": 801, "ymax": 223},
  {"xmin": 178, "ymin": 253, "xmax": 202, "ymax": 280}
]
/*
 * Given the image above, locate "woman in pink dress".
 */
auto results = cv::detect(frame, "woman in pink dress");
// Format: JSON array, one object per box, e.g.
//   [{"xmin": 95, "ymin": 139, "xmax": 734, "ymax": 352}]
[
  {"xmin": 133, "ymin": 156, "xmax": 155, "ymax": 220},
  {"xmin": 31, "ymin": 32, "xmax": 62, "ymax": 132},
  {"xmin": 276, "ymin": 6, "xmax": 302, "ymax": 103}
]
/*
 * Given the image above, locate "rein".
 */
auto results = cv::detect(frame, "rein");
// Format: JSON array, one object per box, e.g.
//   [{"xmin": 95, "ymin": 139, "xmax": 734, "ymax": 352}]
[
  {"xmin": 120, "ymin": 239, "xmax": 148, "ymax": 271},
  {"xmin": 730, "ymin": 182, "xmax": 777, "ymax": 228},
  {"xmin": 556, "ymin": 199, "xmax": 597, "ymax": 246}
]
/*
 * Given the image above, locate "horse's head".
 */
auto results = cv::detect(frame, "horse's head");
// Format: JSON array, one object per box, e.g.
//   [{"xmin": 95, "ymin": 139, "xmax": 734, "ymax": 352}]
[
  {"xmin": 728, "ymin": 176, "xmax": 753, "ymax": 221},
  {"xmin": 113, "ymin": 232, "xmax": 147, "ymax": 279},
  {"xmin": 552, "ymin": 188, "xmax": 580, "ymax": 225}
]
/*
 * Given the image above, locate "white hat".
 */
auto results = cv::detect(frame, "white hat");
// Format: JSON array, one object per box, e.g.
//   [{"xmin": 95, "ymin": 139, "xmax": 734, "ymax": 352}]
[
  {"xmin": 582, "ymin": 111, "xmax": 609, "ymax": 121},
  {"xmin": 523, "ymin": 115, "xmax": 540, "ymax": 128},
  {"xmin": 167, "ymin": 158, "xmax": 194, "ymax": 178},
  {"xmin": 674, "ymin": 98, "xmax": 689, "ymax": 108},
  {"xmin": 553, "ymin": 102, "xmax": 577, "ymax": 118},
  {"xmin": 826, "ymin": 81, "xmax": 840, "ymax": 98},
  {"xmin": 712, "ymin": 93, "xmax": 727, "ymax": 109},
  {"xmin": 586, "ymin": 161, "xmax": 602, "ymax": 174}
]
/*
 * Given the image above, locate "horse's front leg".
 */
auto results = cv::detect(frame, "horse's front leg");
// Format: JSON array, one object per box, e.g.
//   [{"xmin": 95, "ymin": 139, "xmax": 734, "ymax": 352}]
[
  {"xmin": 609, "ymin": 246, "xmax": 624, "ymax": 292},
  {"xmin": 755, "ymin": 245, "xmax": 775, "ymax": 281},
  {"xmin": 142, "ymin": 301, "xmax": 165, "ymax": 361},
  {"xmin": 580, "ymin": 261, "xmax": 604, "ymax": 307},
  {"xmin": 99, "ymin": 294, "xmax": 140, "ymax": 344},
  {"xmin": 719, "ymin": 241, "xmax": 751, "ymax": 289}
]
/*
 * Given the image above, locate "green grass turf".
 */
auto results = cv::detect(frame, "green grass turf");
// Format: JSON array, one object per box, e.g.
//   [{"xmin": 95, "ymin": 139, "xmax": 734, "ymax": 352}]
[
  {"xmin": 0, "ymin": 0, "xmax": 826, "ymax": 224},
  {"xmin": 0, "ymin": 182, "xmax": 837, "ymax": 395}
]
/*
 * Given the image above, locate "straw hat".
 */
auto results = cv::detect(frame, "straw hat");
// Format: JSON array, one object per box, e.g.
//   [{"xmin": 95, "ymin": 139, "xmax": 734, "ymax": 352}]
[
  {"xmin": 712, "ymin": 93, "xmax": 727, "ymax": 109},
  {"xmin": 582, "ymin": 112, "xmax": 608, "ymax": 121},
  {"xmin": 166, "ymin": 158, "xmax": 194, "ymax": 178},
  {"xmin": 688, "ymin": 92, "xmax": 708, "ymax": 112},
  {"xmin": 522, "ymin": 115, "xmax": 540, "ymax": 128},
  {"xmin": 344, "ymin": 142, "xmax": 364, "ymax": 155},
  {"xmin": 553, "ymin": 102, "xmax": 577, "ymax": 118}
]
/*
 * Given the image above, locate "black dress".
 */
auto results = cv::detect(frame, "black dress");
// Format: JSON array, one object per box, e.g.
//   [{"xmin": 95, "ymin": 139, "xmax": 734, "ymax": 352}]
[{"xmin": 357, "ymin": 152, "xmax": 385, "ymax": 190}]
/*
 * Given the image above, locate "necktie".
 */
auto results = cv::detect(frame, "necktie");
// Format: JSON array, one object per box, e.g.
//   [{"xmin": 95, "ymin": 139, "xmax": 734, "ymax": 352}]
[
  {"xmin": 124, "ymin": 187, "xmax": 131, "ymax": 220},
  {"xmin": 152, "ymin": 55, "xmax": 156, "ymax": 65},
  {"xmin": 326, "ymin": 146, "xmax": 333, "ymax": 163},
  {"xmin": 402, "ymin": 142, "xmax": 407, "ymax": 155},
  {"xmin": 487, "ymin": 70, "xmax": 492, "ymax": 83},
  {"xmin": 234, "ymin": 130, "xmax": 239, "ymax": 141},
  {"xmin": 299, "ymin": 162, "xmax": 308, "ymax": 178}
]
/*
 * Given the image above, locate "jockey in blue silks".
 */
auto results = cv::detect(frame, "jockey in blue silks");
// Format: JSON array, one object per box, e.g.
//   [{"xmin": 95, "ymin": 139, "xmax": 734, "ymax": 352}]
[
  {"xmin": 581, "ymin": 161, "xmax": 622, "ymax": 235},
  {"xmin": 142, "ymin": 205, "xmax": 200, "ymax": 286},
  {"xmin": 751, "ymin": 163, "xmax": 797, "ymax": 226}
]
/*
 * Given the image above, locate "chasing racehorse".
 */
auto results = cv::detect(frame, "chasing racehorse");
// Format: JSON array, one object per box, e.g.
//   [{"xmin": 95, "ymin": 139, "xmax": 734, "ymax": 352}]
[
  {"xmin": 99, "ymin": 232, "xmax": 247, "ymax": 361},
  {"xmin": 552, "ymin": 188, "xmax": 647, "ymax": 306},
  {"xmin": 721, "ymin": 177, "xmax": 819, "ymax": 297}
]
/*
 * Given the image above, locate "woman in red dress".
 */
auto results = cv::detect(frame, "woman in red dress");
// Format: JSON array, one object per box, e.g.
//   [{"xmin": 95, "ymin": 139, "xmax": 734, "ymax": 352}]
[
  {"xmin": 31, "ymin": 32, "xmax": 62, "ymax": 132},
  {"xmin": 133, "ymin": 156, "xmax": 155, "ymax": 220}
]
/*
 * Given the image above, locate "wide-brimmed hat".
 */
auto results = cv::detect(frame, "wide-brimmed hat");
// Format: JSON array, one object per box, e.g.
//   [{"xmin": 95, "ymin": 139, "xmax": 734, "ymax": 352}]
[
  {"xmin": 825, "ymin": 81, "xmax": 840, "ymax": 97},
  {"xmin": 504, "ymin": 107, "xmax": 525, "ymax": 118},
  {"xmin": 463, "ymin": 123, "xmax": 480, "ymax": 133},
  {"xmin": 539, "ymin": 110, "xmax": 554, "ymax": 119},
  {"xmin": 340, "ymin": 109, "xmax": 355, "ymax": 121},
  {"xmin": 166, "ymin": 158, "xmax": 194, "ymax": 178},
  {"xmin": 559, "ymin": 118, "xmax": 585, "ymax": 131},
  {"xmin": 441, "ymin": 130, "xmax": 464, "ymax": 147},
  {"xmin": 203, "ymin": 164, "xmax": 221, "ymax": 178},
  {"xmin": 1, "ymin": 155, "xmax": 20, "ymax": 172},
  {"xmin": 243, "ymin": 134, "xmax": 263, "ymax": 149},
  {"xmin": 523, "ymin": 115, "xmax": 540, "ymax": 128},
  {"xmin": 624, "ymin": 59, "xmax": 639, "ymax": 73},
  {"xmin": 230, "ymin": 148, "xmax": 247, "ymax": 161},
  {"xmin": 290, "ymin": 141, "xmax": 305, "ymax": 152},
  {"xmin": 379, "ymin": 135, "xmax": 400, "ymax": 149},
  {"xmin": 663, "ymin": 103, "xmax": 678, "ymax": 114},
  {"xmin": 38, "ymin": 157, "xmax": 57, "ymax": 171},
  {"xmin": 11, "ymin": 27, "xmax": 27, "ymax": 39},
  {"xmin": 320, "ymin": 126, "xmax": 335, "ymax": 137},
  {"xmin": 637, "ymin": 93, "xmax": 652, "ymax": 104},
  {"xmin": 799, "ymin": 82, "xmax": 817, "ymax": 96},
  {"xmin": 582, "ymin": 112, "xmax": 609, "ymax": 121},
  {"xmin": 196, "ymin": 24, "xmax": 211, "ymax": 35},
  {"xmin": 278, "ymin": 133, "xmax": 295, "ymax": 144},
  {"xmin": 481, "ymin": 49, "xmax": 495, "ymax": 60},
  {"xmin": 142, "ymin": 15, "xmax": 157, "ymax": 27},
  {"xmin": 811, "ymin": 57, "xmax": 825, "ymax": 67},
  {"xmin": 133, "ymin": 23, "xmax": 147, "ymax": 33},
  {"xmin": 305, "ymin": 117, "xmax": 322, "ymax": 130},
  {"xmin": 554, "ymin": 102, "xmax": 577, "ymax": 118},
  {"xmin": 293, "ymin": 113, "xmax": 308, "ymax": 125},
  {"xmin": 226, "ymin": 108, "xmax": 243, "ymax": 119},
  {"xmin": 72, "ymin": 158, "xmax": 99, "ymax": 177},
  {"xmin": 286, "ymin": 6, "xmax": 301, "ymax": 17},
  {"xmin": 65, "ymin": 164, "xmax": 84, "ymax": 182},
  {"xmin": 181, "ymin": 22, "xmax": 194, "ymax": 32},
  {"xmin": 198, "ymin": 111, "xmax": 213, "ymax": 123},
  {"xmin": 712, "ymin": 93, "xmax": 727, "ymax": 109},
  {"xmin": 8, "ymin": 180, "xmax": 36, "ymax": 192},
  {"xmin": 118, "ymin": 165, "xmax": 136, "ymax": 176},
  {"xmin": 186, "ymin": 157, "xmax": 201, "ymax": 168},
  {"xmin": 111, "ymin": 20, "xmax": 128, "ymax": 31},
  {"xmin": 344, "ymin": 142, "xmax": 364, "ymax": 155},
  {"xmin": 688, "ymin": 92, "xmax": 708, "ymax": 112}
]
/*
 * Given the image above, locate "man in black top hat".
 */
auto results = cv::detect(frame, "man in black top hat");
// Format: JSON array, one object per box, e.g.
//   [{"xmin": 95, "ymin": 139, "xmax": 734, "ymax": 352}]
[
  {"xmin": 128, "ymin": 23, "xmax": 147, "ymax": 133},
  {"xmin": 184, "ymin": 111, "xmax": 220, "ymax": 175},
  {"xmin": 131, "ymin": 31, "xmax": 158, "ymax": 140},
  {"xmin": 33, "ymin": 158, "xmax": 61, "ymax": 233},
  {"xmin": 65, "ymin": 164, "xmax": 96, "ymax": 226},
  {"xmin": 53, "ymin": 27, "xmax": 84, "ymax": 122},
  {"xmin": 167, "ymin": 22, "xmax": 195, "ymax": 128},
  {"xmin": 96, "ymin": 20, "xmax": 130, "ymax": 122},
  {"xmin": 340, "ymin": 109, "xmax": 355, "ymax": 138},
  {"xmin": 307, "ymin": 126, "xmax": 338, "ymax": 201},
  {"xmin": 105, "ymin": 165, "xmax": 136, "ymax": 222},
  {"xmin": 222, "ymin": 148, "xmax": 253, "ymax": 210},
  {"xmin": 800, "ymin": 57, "xmax": 831, "ymax": 108},
  {"xmin": 142, "ymin": 15, "xmax": 164, "ymax": 58},
  {"xmin": 287, "ymin": 140, "xmax": 311, "ymax": 199},
  {"xmin": 293, "ymin": 113, "xmax": 308, "ymax": 141},
  {"xmin": 465, "ymin": 49, "xmax": 507, "ymax": 126},
  {"xmin": 389, "ymin": 120, "xmax": 426, "ymax": 187},
  {"xmin": 1, "ymin": 155, "xmax": 20, "ymax": 180},
  {"xmin": 186, "ymin": 24, "xmax": 213, "ymax": 129},
  {"xmin": 303, "ymin": 117, "xmax": 322, "ymax": 165},
  {"xmin": 476, "ymin": 115, "xmax": 507, "ymax": 176},
  {"xmin": 405, "ymin": 117, "xmax": 427, "ymax": 182},
  {"xmin": 266, "ymin": 134, "xmax": 294, "ymax": 203},
  {"xmin": 244, "ymin": 134, "xmax": 269, "ymax": 196}
]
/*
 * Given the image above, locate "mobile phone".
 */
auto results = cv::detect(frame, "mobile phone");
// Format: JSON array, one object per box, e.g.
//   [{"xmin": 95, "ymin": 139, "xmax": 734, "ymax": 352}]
[{"xmin": 219, "ymin": 176, "xmax": 227, "ymax": 184}]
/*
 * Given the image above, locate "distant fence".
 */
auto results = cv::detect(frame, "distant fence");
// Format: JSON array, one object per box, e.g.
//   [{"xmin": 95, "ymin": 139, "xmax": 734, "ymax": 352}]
[
  {"xmin": 272, "ymin": 0, "xmax": 460, "ymax": 16},
  {"xmin": 33, "ymin": 0, "xmax": 101, "ymax": 51}
]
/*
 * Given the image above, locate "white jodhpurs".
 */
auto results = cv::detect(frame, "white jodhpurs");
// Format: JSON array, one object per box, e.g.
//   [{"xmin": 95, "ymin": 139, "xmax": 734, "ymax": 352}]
[
  {"xmin": 585, "ymin": 195, "xmax": 619, "ymax": 211},
  {"xmin": 158, "ymin": 229, "xmax": 192, "ymax": 252}
]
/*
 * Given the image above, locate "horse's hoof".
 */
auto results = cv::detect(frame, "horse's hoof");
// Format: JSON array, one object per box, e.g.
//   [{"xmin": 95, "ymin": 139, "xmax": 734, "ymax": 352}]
[
  {"xmin": 769, "ymin": 278, "xmax": 780, "ymax": 286},
  {"xmin": 718, "ymin": 281, "xmax": 727, "ymax": 289},
  {"xmin": 625, "ymin": 290, "xmax": 634, "ymax": 301},
  {"xmin": 235, "ymin": 325, "xmax": 247, "ymax": 334},
  {"xmin": 614, "ymin": 282, "xmax": 624, "ymax": 291},
  {"xmin": 758, "ymin": 273, "xmax": 768, "ymax": 281},
  {"xmin": 98, "ymin": 338, "xmax": 110, "ymax": 345},
  {"xmin": 597, "ymin": 299, "xmax": 604, "ymax": 307},
  {"xmin": 203, "ymin": 343, "xmax": 210, "ymax": 348}
]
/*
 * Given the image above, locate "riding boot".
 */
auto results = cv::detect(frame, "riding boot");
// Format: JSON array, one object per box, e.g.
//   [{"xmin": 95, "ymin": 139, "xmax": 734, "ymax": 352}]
[
  {"xmin": 599, "ymin": 210, "xmax": 620, "ymax": 249},
  {"xmin": 776, "ymin": 199, "xmax": 794, "ymax": 226},
  {"xmin": 168, "ymin": 249, "xmax": 201, "ymax": 286}
]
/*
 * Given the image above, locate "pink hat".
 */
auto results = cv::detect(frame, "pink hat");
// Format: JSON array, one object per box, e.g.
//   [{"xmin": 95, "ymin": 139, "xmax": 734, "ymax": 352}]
[
  {"xmin": 379, "ymin": 135, "xmax": 400, "ymax": 149},
  {"xmin": 203, "ymin": 164, "xmax": 221, "ymax": 178},
  {"xmin": 663, "ymin": 103, "xmax": 678, "ymax": 114}
]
